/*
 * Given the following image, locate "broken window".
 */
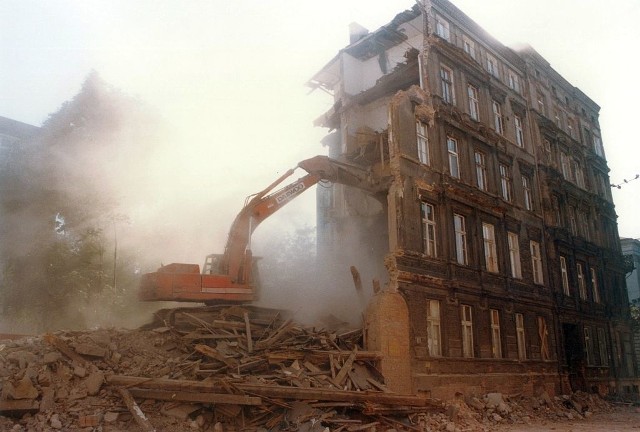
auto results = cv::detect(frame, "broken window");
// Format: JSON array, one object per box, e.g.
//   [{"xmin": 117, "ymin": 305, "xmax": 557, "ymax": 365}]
[
  {"xmin": 486, "ymin": 54, "xmax": 499, "ymax": 78},
  {"xmin": 454, "ymin": 214, "xmax": 468, "ymax": 265},
  {"xmin": 462, "ymin": 35, "xmax": 476, "ymax": 59},
  {"xmin": 591, "ymin": 267, "xmax": 601, "ymax": 303},
  {"xmin": 530, "ymin": 241, "xmax": 543, "ymax": 285},
  {"xmin": 421, "ymin": 202, "xmax": 437, "ymax": 257},
  {"xmin": 560, "ymin": 256, "xmax": 570, "ymax": 296},
  {"xmin": 474, "ymin": 151, "xmax": 487, "ymax": 191},
  {"xmin": 584, "ymin": 326, "xmax": 594, "ymax": 365},
  {"xmin": 597, "ymin": 327, "xmax": 608, "ymax": 366},
  {"xmin": 482, "ymin": 223, "xmax": 498, "ymax": 273},
  {"xmin": 426, "ymin": 300, "xmax": 442, "ymax": 356},
  {"xmin": 461, "ymin": 305, "xmax": 474, "ymax": 358},
  {"xmin": 435, "ymin": 14, "xmax": 450, "ymax": 41},
  {"xmin": 447, "ymin": 137, "xmax": 460, "ymax": 178},
  {"xmin": 538, "ymin": 316, "xmax": 550, "ymax": 361},
  {"xmin": 577, "ymin": 263, "xmax": 587, "ymax": 300},
  {"xmin": 416, "ymin": 120, "xmax": 430, "ymax": 165},
  {"xmin": 490, "ymin": 309, "xmax": 502, "ymax": 358},
  {"xmin": 467, "ymin": 84, "xmax": 479, "ymax": 121},
  {"xmin": 522, "ymin": 175, "xmax": 532, "ymax": 211},
  {"xmin": 499, "ymin": 163, "xmax": 512, "ymax": 202},
  {"xmin": 514, "ymin": 115, "xmax": 524, "ymax": 147},
  {"xmin": 492, "ymin": 100, "xmax": 504, "ymax": 135},
  {"xmin": 440, "ymin": 66, "xmax": 455, "ymax": 104},
  {"xmin": 516, "ymin": 313, "xmax": 526, "ymax": 360},
  {"xmin": 508, "ymin": 232, "xmax": 521, "ymax": 278}
]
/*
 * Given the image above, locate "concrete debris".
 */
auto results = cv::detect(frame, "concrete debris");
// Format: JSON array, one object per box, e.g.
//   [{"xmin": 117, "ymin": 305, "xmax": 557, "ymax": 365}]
[{"xmin": 0, "ymin": 306, "xmax": 619, "ymax": 431}]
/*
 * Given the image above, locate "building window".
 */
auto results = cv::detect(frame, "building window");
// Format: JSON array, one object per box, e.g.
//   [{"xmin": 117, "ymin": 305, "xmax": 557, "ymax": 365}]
[
  {"xmin": 560, "ymin": 256, "xmax": 570, "ymax": 296},
  {"xmin": 461, "ymin": 305, "xmax": 474, "ymax": 358},
  {"xmin": 462, "ymin": 35, "xmax": 475, "ymax": 58},
  {"xmin": 508, "ymin": 70, "xmax": 520, "ymax": 93},
  {"xmin": 474, "ymin": 151, "xmax": 487, "ymax": 191},
  {"xmin": 426, "ymin": 300, "xmax": 442, "ymax": 356},
  {"xmin": 516, "ymin": 313, "xmax": 526, "ymax": 360},
  {"xmin": 490, "ymin": 309, "xmax": 502, "ymax": 358},
  {"xmin": 435, "ymin": 14, "xmax": 450, "ymax": 41},
  {"xmin": 573, "ymin": 160, "xmax": 585, "ymax": 188},
  {"xmin": 593, "ymin": 135, "xmax": 604, "ymax": 157},
  {"xmin": 577, "ymin": 210, "xmax": 589, "ymax": 240},
  {"xmin": 454, "ymin": 214, "xmax": 468, "ymax": 265},
  {"xmin": 447, "ymin": 137, "xmax": 460, "ymax": 178},
  {"xmin": 560, "ymin": 152, "xmax": 571, "ymax": 180},
  {"xmin": 538, "ymin": 316, "xmax": 550, "ymax": 360},
  {"xmin": 584, "ymin": 326, "xmax": 594, "ymax": 365},
  {"xmin": 567, "ymin": 117, "xmax": 575, "ymax": 139},
  {"xmin": 554, "ymin": 109, "xmax": 562, "ymax": 128},
  {"xmin": 492, "ymin": 100, "xmax": 504, "ymax": 134},
  {"xmin": 537, "ymin": 92, "xmax": 546, "ymax": 115},
  {"xmin": 487, "ymin": 54, "xmax": 499, "ymax": 78},
  {"xmin": 416, "ymin": 120, "xmax": 429, "ymax": 165},
  {"xmin": 522, "ymin": 175, "xmax": 533, "ymax": 210},
  {"xmin": 467, "ymin": 85, "xmax": 479, "ymax": 121},
  {"xmin": 568, "ymin": 206, "xmax": 577, "ymax": 236},
  {"xmin": 530, "ymin": 241, "xmax": 543, "ymax": 285},
  {"xmin": 508, "ymin": 232, "xmax": 522, "ymax": 278},
  {"xmin": 591, "ymin": 267, "xmax": 600, "ymax": 303},
  {"xmin": 597, "ymin": 327, "xmax": 608, "ymax": 366},
  {"xmin": 482, "ymin": 223, "xmax": 498, "ymax": 272},
  {"xmin": 514, "ymin": 115, "xmax": 524, "ymax": 147},
  {"xmin": 577, "ymin": 263, "xmax": 587, "ymax": 300},
  {"xmin": 552, "ymin": 196, "xmax": 561, "ymax": 226},
  {"xmin": 499, "ymin": 164, "xmax": 512, "ymax": 202},
  {"xmin": 421, "ymin": 202, "xmax": 437, "ymax": 257},
  {"xmin": 440, "ymin": 66, "xmax": 455, "ymax": 104}
]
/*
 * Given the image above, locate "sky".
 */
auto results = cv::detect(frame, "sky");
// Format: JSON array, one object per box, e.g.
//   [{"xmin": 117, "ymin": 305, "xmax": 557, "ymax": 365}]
[{"xmin": 1, "ymin": 0, "xmax": 640, "ymax": 262}]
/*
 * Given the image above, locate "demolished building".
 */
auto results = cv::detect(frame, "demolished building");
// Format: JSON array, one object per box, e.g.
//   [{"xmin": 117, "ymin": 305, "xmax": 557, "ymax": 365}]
[{"xmin": 309, "ymin": 0, "xmax": 638, "ymax": 399}]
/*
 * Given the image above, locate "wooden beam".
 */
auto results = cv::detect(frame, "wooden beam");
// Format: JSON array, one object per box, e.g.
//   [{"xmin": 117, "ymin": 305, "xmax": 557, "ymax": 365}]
[
  {"xmin": 127, "ymin": 389, "xmax": 261, "ymax": 405},
  {"xmin": 117, "ymin": 388, "xmax": 156, "ymax": 432},
  {"xmin": 44, "ymin": 333, "xmax": 87, "ymax": 366}
]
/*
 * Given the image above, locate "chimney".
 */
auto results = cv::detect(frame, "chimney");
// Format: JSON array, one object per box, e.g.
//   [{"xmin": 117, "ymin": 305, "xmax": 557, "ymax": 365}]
[{"xmin": 349, "ymin": 22, "xmax": 369, "ymax": 44}]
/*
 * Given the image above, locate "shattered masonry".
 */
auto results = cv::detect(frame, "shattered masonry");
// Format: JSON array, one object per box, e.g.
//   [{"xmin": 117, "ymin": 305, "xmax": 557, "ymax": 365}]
[{"xmin": 309, "ymin": 0, "xmax": 638, "ymax": 398}]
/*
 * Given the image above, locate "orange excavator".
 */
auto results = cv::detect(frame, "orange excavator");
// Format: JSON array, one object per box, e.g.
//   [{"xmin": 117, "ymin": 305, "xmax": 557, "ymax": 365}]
[{"xmin": 139, "ymin": 155, "xmax": 389, "ymax": 304}]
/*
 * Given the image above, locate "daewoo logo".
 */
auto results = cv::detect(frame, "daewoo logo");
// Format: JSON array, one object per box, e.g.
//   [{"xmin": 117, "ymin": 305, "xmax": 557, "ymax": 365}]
[{"xmin": 275, "ymin": 183, "xmax": 305, "ymax": 204}]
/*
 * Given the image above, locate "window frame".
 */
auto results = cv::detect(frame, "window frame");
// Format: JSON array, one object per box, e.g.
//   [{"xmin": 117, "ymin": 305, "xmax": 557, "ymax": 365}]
[
  {"xmin": 560, "ymin": 256, "xmax": 570, "ymax": 296},
  {"xmin": 591, "ymin": 267, "xmax": 601, "ymax": 303},
  {"xmin": 462, "ymin": 35, "xmax": 476, "ymax": 59},
  {"xmin": 435, "ymin": 14, "xmax": 450, "ymax": 41},
  {"xmin": 482, "ymin": 222, "xmax": 498, "ymax": 273},
  {"xmin": 447, "ymin": 136, "xmax": 460, "ymax": 178},
  {"xmin": 421, "ymin": 202, "xmax": 437, "ymax": 257},
  {"xmin": 516, "ymin": 313, "xmax": 526, "ymax": 360},
  {"xmin": 508, "ymin": 70, "xmax": 520, "ymax": 93},
  {"xmin": 522, "ymin": 175, "xmax": 533, "ymax": 210},
  {"xmin": 486, "ymin": 54, "xmax": 499, "ymax": 78},
  {"xmin": 597, "ymin": 327, "xmax": 608, "ymax": 366},
  {"xmin": 416, "ymin": 120, "xmax": 430, "ymax": 165},
  {"xmin": 461, "ymin": 304, "xmax": 474, "ymax": 358},
  {"xmin": 492, "ymin": 100, "xmax": 504, "ymax": 134},
  {"xmin": 467, "ymin": 84, "xmax": 479, "ymax": 121},
  {"xmin": 507, "ymin": 232, "xmax": 522, "ymax": 278},
  {"xmin": 499, "ymin": 163, "xmax": 512, "ymax": 202},
  {"xmin": 490, "ymin": 309, "xmax": 502, "ymax": 358},
  {"xmin": 530, "ymin": 241, "xmax": 543, "ymax": 285},
  {"xmin": 584, "ymin": 326, "xmax": 594, "ymax": 365},
  {"xmin": 514, "ymin": 115, "xmax": 524, "ymax": 147},
  {"xmin": 577, "ymin": 263, "xmax": 587, "ymax": 300},
  {"xmin": 453, "ymin": 213, "xmax": 468, "ymax": 265},
  {"xmin": 474, "ymin": 150, "xmax": 487, "ymax": 191},
  {"xmin": 426, "ymin": 299, "xmax": 442, "ymax": 356},
  {"xmin": 440, "ymin": 65, "xmax": 455, "ymax": 104}
]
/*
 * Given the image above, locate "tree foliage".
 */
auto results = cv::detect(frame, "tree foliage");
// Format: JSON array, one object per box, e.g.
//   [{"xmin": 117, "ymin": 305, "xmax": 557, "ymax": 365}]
[{"xmin": 0, "ymin": 72, "xmax": 159, "ymax": 332}]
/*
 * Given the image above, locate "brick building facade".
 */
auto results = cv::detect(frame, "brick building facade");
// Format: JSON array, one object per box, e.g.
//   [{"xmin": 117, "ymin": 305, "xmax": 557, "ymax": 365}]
[{"xmin": 309, "ymin": 0, "xmax": 637, "ymax": 398}]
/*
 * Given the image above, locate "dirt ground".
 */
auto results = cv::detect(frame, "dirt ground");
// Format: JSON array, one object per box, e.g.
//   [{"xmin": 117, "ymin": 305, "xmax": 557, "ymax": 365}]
[{"xmin": 497, "ymin": 405, "xmax": 640, "ymax": 431}]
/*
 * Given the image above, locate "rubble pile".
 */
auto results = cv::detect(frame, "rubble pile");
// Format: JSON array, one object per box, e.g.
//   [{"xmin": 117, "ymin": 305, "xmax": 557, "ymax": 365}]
[{"xmin": 0, "ymin": 306, "xmax": 442, "ymax": 431}]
